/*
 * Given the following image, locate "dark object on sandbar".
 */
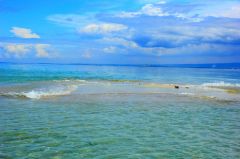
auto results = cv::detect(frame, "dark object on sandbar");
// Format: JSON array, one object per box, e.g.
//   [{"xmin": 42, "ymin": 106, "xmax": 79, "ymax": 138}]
[
  {"xmin": 174, "ymin": 85, "xmax": 179, "ymax": 89},
  {"xmin": 185, "ymin": 86, "xmax": 189, "ymax": 89}
]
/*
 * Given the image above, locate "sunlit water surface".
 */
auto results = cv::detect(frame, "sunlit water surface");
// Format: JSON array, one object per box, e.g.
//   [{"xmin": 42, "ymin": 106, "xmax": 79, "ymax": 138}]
[{"xmin": 0, "ymin": 64, "xmax": 240, "ymax": 158}]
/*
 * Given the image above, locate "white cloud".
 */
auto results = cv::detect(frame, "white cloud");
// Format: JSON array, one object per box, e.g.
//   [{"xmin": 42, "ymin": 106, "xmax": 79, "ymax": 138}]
[
  {"xmin": 35, "ymin": 44, "xmax": 50, "ymax": 57},
  {"xmin": 1, "ymin": 44, "xmax": 31, "ymax": 57},
  {"xmin": 99, "ymin": 37, "xmax": 158, "ymax": 55},
  {"xmin": 10, "ymin": 27, "xmax": 40, "ymax": 39},
  {"xmin": 117, "ymin": 6, "xmax": 203, "ymax": 23},
  {"xmin": 117, "ymin": 4, "xmax": 168, "ymax": 18},
  {"xmin": 116, "ymin": 2, "xmax": 240, "ymax": 22},
  {"xmin": 80, "ymin": 23, "xmax": 128, "ymax": 34},
  {"xmin": 0, "ymin": 43, "xmax": 51, "ymax": 58},
  {"xmin": 100, "ymin": 37, "xmax": 138, "ymax": 48},
  {"xmin": 141, "ymin": 4, "xmax": 168, "ymax": 16},
  {"xmin": 117, "ymin": 3, "xmax": 203, "ymax": 22}
]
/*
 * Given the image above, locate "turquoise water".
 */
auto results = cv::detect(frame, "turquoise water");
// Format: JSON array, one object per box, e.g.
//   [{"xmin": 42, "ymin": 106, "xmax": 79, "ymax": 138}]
[
  {"xmin": 1, "ymin": 63, "xmax": 240, "ymax": 84},
  {"xmin": 0, "ymin": 64, "xmax": 240, "ymax": 158}
]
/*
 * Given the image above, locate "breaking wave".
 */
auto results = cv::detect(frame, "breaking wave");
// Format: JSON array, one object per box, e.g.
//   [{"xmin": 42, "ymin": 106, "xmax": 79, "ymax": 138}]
[
  {"xmin": 202, "ymin": 81, "xmax": 240, "ymax": 87},
  {"xmin": 0, "ymin": 85, "xmax": 78, "ymax": 99}
]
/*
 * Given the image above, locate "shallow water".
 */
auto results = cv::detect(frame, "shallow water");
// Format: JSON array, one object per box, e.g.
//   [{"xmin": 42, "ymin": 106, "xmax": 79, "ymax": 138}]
[{"xmin": 0, "ymin": 64, "xmax": 240, "ymax": 158}]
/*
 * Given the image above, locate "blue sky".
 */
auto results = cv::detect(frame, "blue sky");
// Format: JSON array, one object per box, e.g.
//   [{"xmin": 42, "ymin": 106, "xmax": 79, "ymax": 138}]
[{"xmin": 0, "ymin": 0, "xmax": 240, "ymax": 64}]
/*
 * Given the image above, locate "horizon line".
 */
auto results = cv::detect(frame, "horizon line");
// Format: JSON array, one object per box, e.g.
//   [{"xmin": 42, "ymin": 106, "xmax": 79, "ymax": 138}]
[{"xmin": 0, "ymin": 62, "xmax": 240, "ymax": 69}]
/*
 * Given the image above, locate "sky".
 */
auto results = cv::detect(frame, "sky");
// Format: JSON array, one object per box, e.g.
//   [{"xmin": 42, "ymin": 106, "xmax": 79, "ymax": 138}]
[{"xmin": 0, "ymin": 0, "xmax": 240, "ymax": 64}]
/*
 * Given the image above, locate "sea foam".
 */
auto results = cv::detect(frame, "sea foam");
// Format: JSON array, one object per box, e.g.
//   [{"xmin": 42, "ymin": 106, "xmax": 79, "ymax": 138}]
[
  {"xmin": 0, "ymin": 85, "xmax": 78, "ymax": 99},
  {"xmin": 202, "ymin": 81, "xmax": 240, "ymax": 87}
]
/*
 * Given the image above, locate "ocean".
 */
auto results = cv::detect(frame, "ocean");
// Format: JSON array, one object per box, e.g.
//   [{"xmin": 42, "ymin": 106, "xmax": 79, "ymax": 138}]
[{"xmin": 0, "ymin": 63, "xmax": 240, "ymax": 158}]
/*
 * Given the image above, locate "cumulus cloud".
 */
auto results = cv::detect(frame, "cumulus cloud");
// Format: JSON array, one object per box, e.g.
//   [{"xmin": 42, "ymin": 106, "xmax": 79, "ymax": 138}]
[
  {"xmin": 2, "ymin": 44, "xmax": 31, "ymax": 57},
  {"xmin": 10, "ymin": 27, "xmax": 40, "ymax": 39},
  {"xmin": 0, "ymin": 43, "xmax": 51, "ymax": 58},
  {"xmin": 13, "ymin": 0, "xmax": 239, "ymax": 63},
  {"xmin": 141, "ymin": 4, "xmax": 168, "ymax": 16},
  {"xmin": 35, "ymin": 44, "xmax": 50, "ymax": 57},
  {"xmin": 80, "ymin": 23, "xmax": 128, "ymax": 34}
]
